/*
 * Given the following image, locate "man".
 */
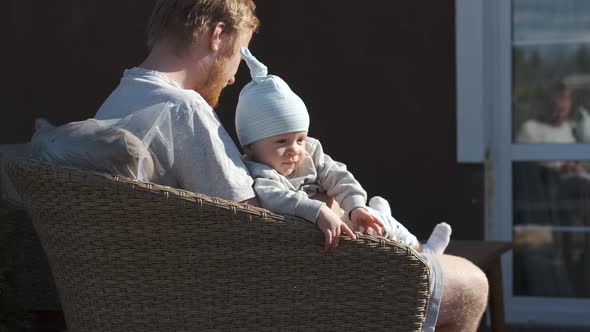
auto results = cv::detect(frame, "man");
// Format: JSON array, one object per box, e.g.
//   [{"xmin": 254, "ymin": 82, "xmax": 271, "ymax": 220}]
[
  {"xmin": 516, "ymin": 81, "xmax": 584, "ymax": 173},
  {"xmin": 95, "ymin": 1, "xmax": 488, "ymax": 331},
  {"xmin": 96, "ymin": 0, "xmax": 260, "ymax": 205}
]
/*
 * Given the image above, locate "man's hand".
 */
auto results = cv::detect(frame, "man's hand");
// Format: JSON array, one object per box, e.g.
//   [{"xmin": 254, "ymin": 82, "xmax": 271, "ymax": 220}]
[
  {"xmin": 240, "ymin": 197, "xmax": 261, "ymax": 207},
  {"xmin": 316, "ymin": 205, "xmax": 356, "ymax": 251},
  {"xmin": 350, "ymin": 207, "xmax": 383, "ymax": 236}
]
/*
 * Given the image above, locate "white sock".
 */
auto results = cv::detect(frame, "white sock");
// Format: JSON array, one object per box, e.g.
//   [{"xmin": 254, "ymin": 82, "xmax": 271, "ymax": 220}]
[
  {"xmin": 368, "ymin": 196, "xmax": 391, "ymax": 216},
  {"xmin": 423, "ymin": 222, "xmax": 452, "ymax": 254}
]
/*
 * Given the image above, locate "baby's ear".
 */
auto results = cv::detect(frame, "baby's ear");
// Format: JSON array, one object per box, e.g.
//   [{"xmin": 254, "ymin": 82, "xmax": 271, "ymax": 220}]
[{"xmin": 242, "ymin": 144, "xmax": 253, "ymax": 156}]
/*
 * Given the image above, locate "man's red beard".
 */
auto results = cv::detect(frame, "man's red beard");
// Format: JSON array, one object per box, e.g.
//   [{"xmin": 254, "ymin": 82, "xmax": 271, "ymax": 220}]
[{"xmin": 199, "ymin": 56, "xmax": 229, "ymax": 108}]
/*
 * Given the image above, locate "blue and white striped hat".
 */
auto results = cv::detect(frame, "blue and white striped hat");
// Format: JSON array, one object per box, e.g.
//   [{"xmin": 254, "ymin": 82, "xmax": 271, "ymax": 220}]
[{"xmin": 235, "ymin": 48, "xmax": 309, "ymax": 146}]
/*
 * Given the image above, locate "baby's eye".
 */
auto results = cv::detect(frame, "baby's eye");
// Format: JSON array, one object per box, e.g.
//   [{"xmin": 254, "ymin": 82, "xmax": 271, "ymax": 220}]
[
  {"xmin": 276, "ymin": 139, "xmax": 287, "ymax": 144},
  {"xmin": 297, "ymin": 138, "xmax": 305, "ymax": 144}
]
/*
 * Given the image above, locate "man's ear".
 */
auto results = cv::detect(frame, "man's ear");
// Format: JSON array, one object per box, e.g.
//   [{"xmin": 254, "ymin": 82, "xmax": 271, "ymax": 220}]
[{"xmin": 209, "ymin": 21, "xmax": 226, "ymax": 52}]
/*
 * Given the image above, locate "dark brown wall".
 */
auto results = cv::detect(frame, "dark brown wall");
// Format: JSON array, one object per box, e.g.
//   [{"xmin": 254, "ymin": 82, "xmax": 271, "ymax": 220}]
[
  {"xmin": 1, "ymin": 0, "xmax": 485, "ymax": 240},
  {"xmin": 2, "ymin": 0, "xmax": 154, "ymax": 139}
]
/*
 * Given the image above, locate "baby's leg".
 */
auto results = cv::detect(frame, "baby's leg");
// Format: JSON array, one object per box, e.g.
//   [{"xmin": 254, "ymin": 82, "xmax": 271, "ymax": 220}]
[
  {"xmin": 368, "ymin": 196, "xmax": 391, "ymax": 216},
  {"xmin": 369, "ymin": 197, "xmax": 418, "ymax": 247},
  {"xmin": 366, "ymin": 206, "xmax": 420, "ymax": 248},
  {"xmin": 369, "ymin": 196, "xmax": 452, "ymax": 253},
  {"xmin": 422, "ymin": 222, "xmax": 452, "ymax": 254}
]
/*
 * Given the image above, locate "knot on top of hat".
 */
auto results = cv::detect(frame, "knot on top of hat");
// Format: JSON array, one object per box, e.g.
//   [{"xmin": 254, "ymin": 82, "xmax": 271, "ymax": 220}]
[{"xmin": 241, "ymin": 48, "xmax": 268, "ymax": 83}]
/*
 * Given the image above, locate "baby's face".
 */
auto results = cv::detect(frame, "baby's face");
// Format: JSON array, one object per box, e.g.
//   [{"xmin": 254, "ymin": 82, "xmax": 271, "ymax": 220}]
[{"xmin": 245, "ymin": 131, "xmax": 307, "ymax": 176}]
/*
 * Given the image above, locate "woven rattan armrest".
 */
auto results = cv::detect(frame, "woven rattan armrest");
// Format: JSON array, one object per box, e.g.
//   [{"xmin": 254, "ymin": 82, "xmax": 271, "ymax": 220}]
[{"xmin": 6, "ymin": 159, "xmax": 431, "ymax": 332}]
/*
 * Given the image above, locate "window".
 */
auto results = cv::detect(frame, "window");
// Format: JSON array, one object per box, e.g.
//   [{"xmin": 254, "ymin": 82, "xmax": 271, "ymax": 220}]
[{"xmin": 457, "ymin": 0, "xmax": 590, "ymax": 326}]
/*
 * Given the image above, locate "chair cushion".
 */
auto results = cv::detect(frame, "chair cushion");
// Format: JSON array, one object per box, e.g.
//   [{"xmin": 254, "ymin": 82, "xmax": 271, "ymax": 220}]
[{"xmin": 31, "ymin": 118, "xmax": 155, "ymax": 181}]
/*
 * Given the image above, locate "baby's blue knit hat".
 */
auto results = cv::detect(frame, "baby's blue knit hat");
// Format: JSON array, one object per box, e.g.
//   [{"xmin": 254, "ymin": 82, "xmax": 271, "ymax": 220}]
[{"xmin": 235, "ymin": 48, "xmax": 309, "ymax": 146}]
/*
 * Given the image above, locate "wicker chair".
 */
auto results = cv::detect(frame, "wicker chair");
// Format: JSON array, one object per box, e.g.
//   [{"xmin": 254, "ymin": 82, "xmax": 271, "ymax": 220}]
[{"xmin": 6, "ymin": 159, "xmax": 432, "ymax": 332}]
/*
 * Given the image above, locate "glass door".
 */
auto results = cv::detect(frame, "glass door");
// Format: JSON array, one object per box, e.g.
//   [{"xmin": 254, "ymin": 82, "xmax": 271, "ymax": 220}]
[{"xmin": 491, "ymin": 0, "xmax": 590, "ymax": 325}]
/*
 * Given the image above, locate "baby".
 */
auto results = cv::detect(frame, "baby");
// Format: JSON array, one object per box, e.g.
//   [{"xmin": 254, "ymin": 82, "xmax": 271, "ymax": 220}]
[{"xmin": 236, "ymin": 48, "xmax": 451, "ymax": 252}]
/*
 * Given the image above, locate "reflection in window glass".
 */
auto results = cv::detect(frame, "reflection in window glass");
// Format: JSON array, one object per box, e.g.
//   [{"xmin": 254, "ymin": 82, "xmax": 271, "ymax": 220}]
[
  {"xmin": 513, "ymin": 226, "xmax": 590, "ymax": 297},
  {"xmin": 513, "ymin": 161, "xmax": 590, "ymax": 297},
  {"xmin": 512, "ymin": 0, "xmax": 590, "ymax": 143},
  {"xmin": 513, "ymin": 0, "xmax": 590, "ymax": 43}
]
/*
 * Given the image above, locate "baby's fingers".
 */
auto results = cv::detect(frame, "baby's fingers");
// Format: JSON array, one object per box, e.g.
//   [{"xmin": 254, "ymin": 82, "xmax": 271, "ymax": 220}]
[
  {"xmin": 366, "ymin": 216, "xmax": 383, "ymax": 236},
  {"xmin": 371, "ymin": 225, "xmax": 383, "ymax": 236},
  {"xmin": 372, "ymin": 216, "xmax": 385, "ymax": 228},
  {"xmin": 341, "ymin": 222, "xmax": 357, "ymax": 241},
  {"xmin": 333, "ymin": 228, "xmax": 340, "ymax": 249},
  {"xmin": 324, "ymin": 229, "xmax": 334, "ymax": 251}
]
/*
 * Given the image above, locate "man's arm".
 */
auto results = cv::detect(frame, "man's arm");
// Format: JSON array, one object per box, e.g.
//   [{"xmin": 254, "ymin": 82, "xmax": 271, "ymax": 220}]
[
  {"xmin": 171, "ymin": 104, "xmax": 255, "ymax": 202},
  {"xmin": 313, "ymin": 192, "xmax": 344, "ymax": 216},
  {"xmin": 241, "ymin": 197, "xmax": 260, "ymax": 207},
  {"xmin": 254, "ymin": 178, "xmax": 355, "ymax": 250}
]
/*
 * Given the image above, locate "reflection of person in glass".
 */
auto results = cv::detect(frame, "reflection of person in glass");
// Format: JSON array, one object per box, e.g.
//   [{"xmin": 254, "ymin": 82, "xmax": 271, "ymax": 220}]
[
  {"xmin": 515, "ymin": 81, "xmax": 590, "ymax": 297},
  {"xmin": 516, "ymin": 81, "xmax": 585, "ymax": 175}
]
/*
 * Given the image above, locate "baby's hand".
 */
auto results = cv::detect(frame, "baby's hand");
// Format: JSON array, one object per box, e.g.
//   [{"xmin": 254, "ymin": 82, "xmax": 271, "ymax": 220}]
[
  {"xmin": 350, "ymin": 207, "xmax": 383, "ymax": 236},
  {"xmin": 316, "ymin": 205, "xmax": 356, "ymax": 251}
]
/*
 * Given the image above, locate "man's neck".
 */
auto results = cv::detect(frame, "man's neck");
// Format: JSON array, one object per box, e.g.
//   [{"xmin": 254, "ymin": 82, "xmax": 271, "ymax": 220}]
[{"xmin": 139, "ymin": 40, "xmax": 211, "ymax": 90}]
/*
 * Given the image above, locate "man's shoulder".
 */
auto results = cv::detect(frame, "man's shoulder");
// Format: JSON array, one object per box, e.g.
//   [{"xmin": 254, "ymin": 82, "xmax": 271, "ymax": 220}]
[
  {"xmin": 126, "ymin": 68, "xmax": 208, "ymax": 108},
  {"xmin": 97, "ymin": 68, "xmax": 209, "ymax": 120}
]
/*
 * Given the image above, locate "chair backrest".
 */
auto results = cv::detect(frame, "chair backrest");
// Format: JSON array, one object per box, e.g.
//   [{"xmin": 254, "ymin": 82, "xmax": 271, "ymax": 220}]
[
  {"xmin": 1, "ymin": 145, "xmax": 61, "ymax": 311},
  {"xmin": 6, "ymin": 159, "xmax": 431, "ymax": 332},
  {"xmin": 1, "ymin": 200, "xmax": 61, "ymax": 311}
]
